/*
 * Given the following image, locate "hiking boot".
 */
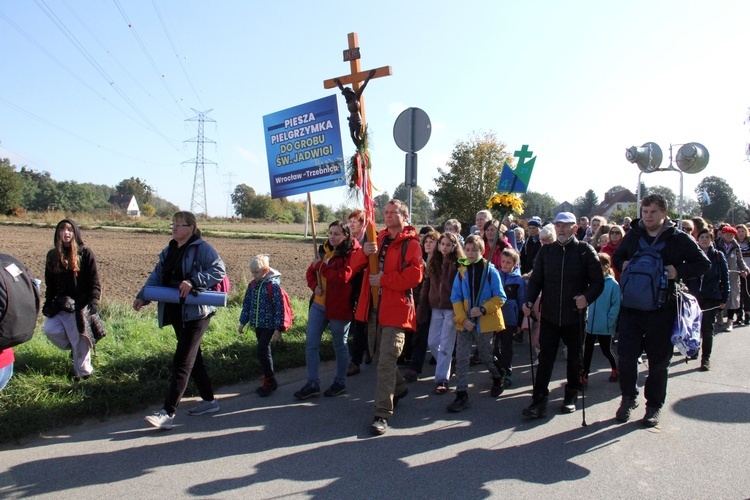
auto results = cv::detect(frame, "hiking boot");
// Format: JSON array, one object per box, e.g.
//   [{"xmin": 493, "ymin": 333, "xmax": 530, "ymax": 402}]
[
  {"xmin": 643, "ymin": 406, "xmax": 662, "ymax": 427},
  {"xmin": 447, "ymin": 391, "xmax": 469, "ymax": 412},
  {"xmin": 700, "ymin": 359, "xmax": 711, "ymax": 371},
  {"xmin": 256, "ymin": 377, "xmax": 278, "ymax": 397},
  {"xmin": 615, "ymin": 397, "xmax": 639, "ymax": 422},
  {"xmin": 490, "ymin": 377, "xmax": 505, "ymax": 397},
  {"xmin": 145, "ymin": 410, "xmax": 174, "ymax": 430},
  {"xmin": 561, "ymin": 391, "xmax": 578, "ymax": 414},
  {"xmin": 725, "ymin": 322, "xmax": 734, "ymax": 332},
  {"xmin": 512, "ymin": 332, "xmax": 523, "ymax": 343},
  {"xmin": 404, "ymin": 370, "xmax": 419, "ymax": 382},
  {"xmin": 324, "ymin": 380, "xmax": 347, "ymax": 397},
  {"xmin": 522, "ymin": 396, "xmax": 548, "ymax": 419},
  {"xmin": 435, "ymin": 382, "xmax": 449, "ymax": 395},
  {"xmin": 293, "ymin": 382, "xmax": 320, "ymax": 400},
  {"xmin": 347, "ymin": 362, "xmax": 361, "ymax": 376},
  {"xmin": 393, "ymin": 387, "xmax": 409, "ymax": 407},
  {"xmin": 187, "ymin": 399, "xmax": 220, "ymax": 416},
  {"xmin": 608, "ymin": 369, "xmax": 619, "ymax": 382},
  {"xmin": 370, "ymin": 417, "xmax": 388, "ymax": 436}
]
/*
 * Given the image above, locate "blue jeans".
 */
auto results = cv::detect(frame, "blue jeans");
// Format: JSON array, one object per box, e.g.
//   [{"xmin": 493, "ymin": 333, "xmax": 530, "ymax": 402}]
[
  {"xmin": 305, "ymin": 302, "xmax": 350, "ymax": 386},
  {"xmin": 0, "ymin": 363, "xmax": 13, "ymax": 391}
]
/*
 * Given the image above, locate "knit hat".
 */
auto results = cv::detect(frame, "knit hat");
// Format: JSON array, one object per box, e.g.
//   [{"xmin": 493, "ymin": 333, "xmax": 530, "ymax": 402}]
[{"xmin": 528, "ymin": 216, "xmax": 543, "ymax": 228}]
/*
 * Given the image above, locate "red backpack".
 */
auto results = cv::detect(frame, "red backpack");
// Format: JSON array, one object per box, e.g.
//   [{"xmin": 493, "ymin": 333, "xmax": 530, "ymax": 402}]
[
  {"xmin": 251, "ymin": 280, "xmax": 294, "ymax": 332},
  {"xmin": 192, "ymin": 245, "xmax": 231, "ymax": 293}
]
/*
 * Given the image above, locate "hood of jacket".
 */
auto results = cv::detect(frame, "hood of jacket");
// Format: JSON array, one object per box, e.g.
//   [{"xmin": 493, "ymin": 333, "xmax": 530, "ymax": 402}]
[
  {"xmin": 631, "ymin": 217, "xmax": 678, "ymax": 243},
  {"xmin": 54, "ymin": 218, "xmax": 85, "ymax": 247}
]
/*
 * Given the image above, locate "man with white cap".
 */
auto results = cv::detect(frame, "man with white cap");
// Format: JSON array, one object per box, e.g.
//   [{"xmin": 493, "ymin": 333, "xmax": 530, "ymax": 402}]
[{"xmin": 521, "ymin": 212, "xmax": 604, "ymax": 419}]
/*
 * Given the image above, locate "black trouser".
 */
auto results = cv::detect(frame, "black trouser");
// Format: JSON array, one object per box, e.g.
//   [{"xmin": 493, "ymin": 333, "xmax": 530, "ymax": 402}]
[
  {"xmin": 533, "ymin": 318, "xmax": 583, "ymax": 398},
  {"xmin": 741, "ymin": 276, "xmax": 750, "ymax": 320},
  {"xmin": 618, "ymin": 306, "xmax": 674, "ymax": 409},
  {"xmin": 492, "ymin": 329, "xmax": 514, "ymax": 376},
  {"xmin": 164, "ymin": 316, "xmax": 214, "ymax": 415},
  {"xmin": 583, "ymin": 334, "xmax": 617, "ymax": 375},
  {"xmin": 349, "ymin": 319, "xmax": 368, "ymax": 366},
  {"xmin": 698, "ymin": 298, "xmax": 721, "ymax": 362},
  {"xmin": 256, "ymin": 327, "xmax": 275, "ymax": 378},
  {"xmin": 408, "ymin": 321, "xmax": 430, "ymax": 374}
]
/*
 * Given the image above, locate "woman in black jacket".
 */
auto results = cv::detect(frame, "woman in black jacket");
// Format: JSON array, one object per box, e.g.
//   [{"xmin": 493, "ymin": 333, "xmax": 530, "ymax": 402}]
[
  {"xmin": 42, "ymin": 218, "xmax": 101, "ymax": 379},
  {"xmin": 687, "ymin": 229, "xmax": 729, "ymax": 371}
]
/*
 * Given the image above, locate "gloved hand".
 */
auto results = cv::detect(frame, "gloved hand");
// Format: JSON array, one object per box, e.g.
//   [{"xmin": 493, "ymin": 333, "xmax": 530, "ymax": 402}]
[{"xmin": 88, "ymin": 301, "xmax": 99, "ymax": 315}]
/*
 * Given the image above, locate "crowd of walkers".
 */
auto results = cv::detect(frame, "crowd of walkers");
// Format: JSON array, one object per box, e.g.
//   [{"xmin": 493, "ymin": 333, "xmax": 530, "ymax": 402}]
[{"xmin": 6, "ymin": 194, "xmax": 748, "ymax": 436}]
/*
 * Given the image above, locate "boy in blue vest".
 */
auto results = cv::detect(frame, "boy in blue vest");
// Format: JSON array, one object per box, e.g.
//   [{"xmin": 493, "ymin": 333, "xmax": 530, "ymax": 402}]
[{"xmin": 495, "ymin": 248, "xmax": 526, "ymax": 387}]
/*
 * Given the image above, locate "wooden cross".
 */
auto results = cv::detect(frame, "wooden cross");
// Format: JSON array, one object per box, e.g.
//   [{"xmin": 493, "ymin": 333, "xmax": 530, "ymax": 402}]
[
  {"xmin": 323, "ymin": 32, "xmax": 392, "ymax": 137},
  {"xmin": 323, "ymin": 32, "xmax": 392, "ymax": 309}
]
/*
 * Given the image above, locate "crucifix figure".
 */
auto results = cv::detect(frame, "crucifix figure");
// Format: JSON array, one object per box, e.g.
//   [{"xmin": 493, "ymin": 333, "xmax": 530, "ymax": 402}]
[
  {"xmin": 323, "ymin": 32, "xmax": 392, "ymax": 150},
  {"xmin": 335, "ymin": 69, "xmax": 376, "ymax": 148}
]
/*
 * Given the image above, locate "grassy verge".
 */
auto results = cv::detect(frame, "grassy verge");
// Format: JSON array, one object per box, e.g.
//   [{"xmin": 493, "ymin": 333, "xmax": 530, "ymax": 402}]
[{"xmin": 0, "ymin": 294, "xmax": 329, "ymax": 444}]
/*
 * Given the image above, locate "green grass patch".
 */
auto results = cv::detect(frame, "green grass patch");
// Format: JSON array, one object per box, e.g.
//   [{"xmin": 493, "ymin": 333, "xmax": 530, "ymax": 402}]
[{"xmin": 0, "ymin": 295, "xmax": 333, "ymax": 444}]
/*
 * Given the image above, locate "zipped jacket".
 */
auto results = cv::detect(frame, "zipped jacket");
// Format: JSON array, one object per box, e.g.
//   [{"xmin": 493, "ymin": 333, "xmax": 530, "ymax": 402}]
[
  {"xmin": 351, "ymin": 226, "xmax": 423, "ymax": 329},
  {"xmin": 451, "ymin": 258, "xmax": 506, "ymax": 333},
  {"xmin": 526, "ymin": 237, "xmax": 604, "ymax": 326}
]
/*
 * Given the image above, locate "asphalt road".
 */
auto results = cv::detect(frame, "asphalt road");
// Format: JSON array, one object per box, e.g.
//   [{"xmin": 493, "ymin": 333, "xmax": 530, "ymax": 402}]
[{"xmin": 2, "ymin": 325, "xmax": 750, "ymax": 499}]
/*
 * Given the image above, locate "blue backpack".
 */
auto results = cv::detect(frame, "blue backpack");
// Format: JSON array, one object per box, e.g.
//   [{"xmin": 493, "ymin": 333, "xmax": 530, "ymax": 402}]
[{"xmin": 620, "ymin": 236, "xmax": 667, "ymax": 311}]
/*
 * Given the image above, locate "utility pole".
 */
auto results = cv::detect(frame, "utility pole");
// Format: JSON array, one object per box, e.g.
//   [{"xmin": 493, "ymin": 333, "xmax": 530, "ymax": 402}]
[
  {"xmin": 183, "ymin": 108, "xmax": 216, "ymax": 217},
  {"xmin": 223, "ymin": 171, "xmax": 236, "ymax": 218}
]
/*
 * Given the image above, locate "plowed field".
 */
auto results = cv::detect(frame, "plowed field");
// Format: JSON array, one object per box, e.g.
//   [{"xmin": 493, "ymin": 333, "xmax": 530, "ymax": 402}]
[{"xmin": 2, "ymin": 225, "xmax": 314, "ymax": 303}]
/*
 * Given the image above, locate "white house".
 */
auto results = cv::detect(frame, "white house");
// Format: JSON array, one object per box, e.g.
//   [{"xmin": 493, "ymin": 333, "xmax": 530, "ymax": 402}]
[{"xmin": 109, "ymin": 195, "xmax": 141, "ymax": 217}]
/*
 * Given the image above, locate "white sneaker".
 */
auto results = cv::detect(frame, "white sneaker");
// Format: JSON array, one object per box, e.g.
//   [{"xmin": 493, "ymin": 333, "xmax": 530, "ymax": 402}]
[
  {"xmin": 145, "ymin": 410, "xmax": 174, "ymax": 430},
  {"xmin": 188, "ymin": 399, "xmax": 220, "ymax": 416}
]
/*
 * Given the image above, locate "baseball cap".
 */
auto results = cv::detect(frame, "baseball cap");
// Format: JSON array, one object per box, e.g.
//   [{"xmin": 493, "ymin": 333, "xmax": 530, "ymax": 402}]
[{"xmin": 553, "ymin": 212, "xmax": 576, "ymax": 224}]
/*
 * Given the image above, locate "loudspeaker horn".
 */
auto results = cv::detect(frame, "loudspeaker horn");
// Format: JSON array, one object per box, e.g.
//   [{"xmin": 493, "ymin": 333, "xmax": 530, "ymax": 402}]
[
  {"xmin": 676, "ymin": 142, "xmax": 709, "ymax": 174},
  {"xmin": 625, "ymin": 142, "xmax": 663, "ymax": 173}
]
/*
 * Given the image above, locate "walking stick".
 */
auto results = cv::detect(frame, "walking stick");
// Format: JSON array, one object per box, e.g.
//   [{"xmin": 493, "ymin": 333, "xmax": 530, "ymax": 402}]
[
  {"xmin": 579, "ymin": 308, "xmax": 588, "ymax": 427},
  {"xmin": 528, "ymin": 310, "xmax": 537, "ymax": 388}
]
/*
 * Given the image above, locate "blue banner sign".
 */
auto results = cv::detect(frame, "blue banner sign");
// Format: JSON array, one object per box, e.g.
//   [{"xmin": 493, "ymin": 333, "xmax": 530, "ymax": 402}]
[{"xmin": 263, "ymin": 95, "xmax": 345, "ymax": 198}]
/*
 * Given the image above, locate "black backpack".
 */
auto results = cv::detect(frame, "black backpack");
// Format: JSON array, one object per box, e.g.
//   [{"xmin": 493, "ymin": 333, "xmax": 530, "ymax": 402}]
[{"xmin": 0, "ymin": 254, "xmax": 41, "ymax": 349}]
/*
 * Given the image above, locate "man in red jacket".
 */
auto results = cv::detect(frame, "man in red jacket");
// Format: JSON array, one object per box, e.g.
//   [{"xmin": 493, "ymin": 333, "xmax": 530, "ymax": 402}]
[{"xmin": 352, "ymin": 199, "xmax": 423, "ymax": 436}]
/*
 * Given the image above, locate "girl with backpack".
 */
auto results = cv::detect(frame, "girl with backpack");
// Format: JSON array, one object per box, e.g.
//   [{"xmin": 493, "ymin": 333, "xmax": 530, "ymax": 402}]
[
  {"xmin": 133, "ymin": 211, "xmax": 226, "ymax": 430},
  {"xmin": 716, "ymin": 225, "xmax": 749, "ymax": 331},
  {"xmin": 42, "ymin": 218, "xmax": 101, "ymax": 380},
  {"xmin": 420, "ymin": 232, "xmax": 465, "ymax": 394},
  {"xmin": 294, "ymin": 220, "xmax": 361, "ymax": 399},
  {"xmin": 583, "ymin": 253, "xmax": 620, "ymax": 384},
  {"xmin": 238, "ymin": 254, "xmax": 287, "ymax": 396}
]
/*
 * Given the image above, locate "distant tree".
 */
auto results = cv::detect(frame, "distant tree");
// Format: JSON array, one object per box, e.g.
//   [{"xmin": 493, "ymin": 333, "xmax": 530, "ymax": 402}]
[
  {"xmin": 696, "ymin": 176, "xmax": 737, "ymax": 223},
  {"xmin": 681, "ymin": 197, "xmax": 701, "ymax": 218},
  {"xmin": 17, "ymin": 167, "xmax": 56, "ymax": 211},
  {"xmin": 373, "ymin": 192, "xmax": 391, "ymax": 224},
  {"xmin": 314, "ymin": 204, "xmax": 332, "ymax": 223},
  {"xmin": 521, "ymin": 191, "xmax": 558, "ymax": 222},
  {"xmin": 115, "ymin": 177, "xmax": 153, "ymax": 204},
  {"xmin": 430, "ymin": 132, "xmax": 511, "ymax": 233},
  {"xmin": 573, "ymin": 189, "xmax": 599, "ymax": 217},
  {"xmin": 231, "ymin": 184, "xmax": 256, "ymax": 217},
  {"xmin": 141, "ymin": 203, "xmax": 156, "ymax": 217},
  {"xmin": 0, "ymin": 159, "xmax": 24, "ymax": 214},
  {"xmin": 648, "ymin": 185, "xmax": 677, "ymax": 213},
  {"xmin": 605, "ymin": 185, "xmax": 628, "ymax": 198},
  {"xmin": 394, "ymin": 183, "xmax": 433, "ymax": 225}
]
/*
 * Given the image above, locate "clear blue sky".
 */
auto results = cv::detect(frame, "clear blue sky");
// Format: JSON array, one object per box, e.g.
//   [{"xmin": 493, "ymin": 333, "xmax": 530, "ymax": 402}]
[{"xmin": 2, "ymin": 1, "xmax": 748, "ymax": 217}]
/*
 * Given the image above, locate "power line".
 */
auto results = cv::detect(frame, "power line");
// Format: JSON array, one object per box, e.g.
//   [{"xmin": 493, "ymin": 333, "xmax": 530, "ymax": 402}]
[
  {"xmin": 150, "ymin": 0, "xmax": 206, "ymax": 110},
  {"xmin": 32, "ymin": 0, "xmax": 180, "ymax": 150},
  {"xmin": 113, "ymin": 0, "xmax": 189, "ymax": 119},
  {"xmin": 59, "ymin": 0, "xmax": 183, "ymax": 121},
  {"xmin": 223, "ymin": 171, "xmax": 236, "ymax": 218}
]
